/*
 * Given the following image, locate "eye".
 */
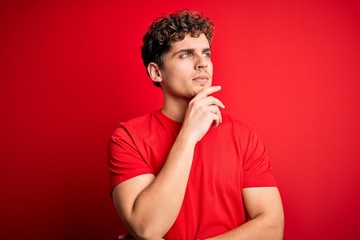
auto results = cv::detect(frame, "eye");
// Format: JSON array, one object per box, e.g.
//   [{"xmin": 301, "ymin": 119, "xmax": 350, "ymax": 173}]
[
  {"xmin": 180, "ymin": 52, "xmax": 191, "ymax": 58},
  {"xmin": 203, "ymin": 51, "xmax": 212, "ymax": 57}
]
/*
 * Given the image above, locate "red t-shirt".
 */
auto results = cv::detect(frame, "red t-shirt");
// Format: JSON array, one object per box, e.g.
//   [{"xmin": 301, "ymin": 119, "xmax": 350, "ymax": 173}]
[{"xmin": 108, "ymin": 110, "xmax": 277, "ymax": 239}]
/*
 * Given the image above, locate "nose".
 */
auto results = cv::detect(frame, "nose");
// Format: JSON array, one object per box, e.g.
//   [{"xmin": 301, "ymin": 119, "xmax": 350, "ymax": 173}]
[{"xmin": 195, "ymin": 54, "xmax": 208, "ymax": 70}]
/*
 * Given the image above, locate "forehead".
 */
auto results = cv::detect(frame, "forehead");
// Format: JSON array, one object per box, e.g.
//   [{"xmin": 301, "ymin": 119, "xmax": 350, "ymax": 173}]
[{"xmin": 168, "ymin": 33, "xmax": 210, "ymax": 52}]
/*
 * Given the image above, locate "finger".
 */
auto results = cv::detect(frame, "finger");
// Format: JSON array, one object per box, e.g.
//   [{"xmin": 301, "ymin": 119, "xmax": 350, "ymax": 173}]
[
  {"xmin": 212, "ymin": 112, "xmax": 220, "ymax": 128},
  {"xmin": 207, "ymin": 105, "xmax": 222, "ymax": 123},
  {"xmin": 207, "ymin": 106, "xmax": 222, "ymax": 127},
  {"xmin": 196, "ymin": 95, "xmax": 225, "ymax": 109},
  {"xmin": 192, "ymin": 86, "xmax": 222, "ymax": 101}
]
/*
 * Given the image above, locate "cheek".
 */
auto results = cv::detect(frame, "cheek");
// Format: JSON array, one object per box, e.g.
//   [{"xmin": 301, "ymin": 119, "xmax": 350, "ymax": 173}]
[
  {"xmin": 161, "ymin": 61, "xmax": 195, "ymax": 83},
  {"xmin": 177, "ymin": 61, "xmax": 193, "ymax": 72},
  {"xmin": 172, "ymin": 64, "xmax": 194, "ymax": 81},
  {"xmin": 208, "ymin": 61, "xmax": 214, "ymax": 75}
]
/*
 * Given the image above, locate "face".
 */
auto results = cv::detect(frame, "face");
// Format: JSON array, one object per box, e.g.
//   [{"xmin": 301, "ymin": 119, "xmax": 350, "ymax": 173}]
[{"xmin": 156, "ymin": 33, "xmax": 213, "ymax": 99}]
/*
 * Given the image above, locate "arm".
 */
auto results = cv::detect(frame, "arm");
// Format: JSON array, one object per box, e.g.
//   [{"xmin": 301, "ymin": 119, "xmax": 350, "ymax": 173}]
[
  {"xmin": 112, "ymin": 86, "xmax": 225, "ymax": 240},
  {"xmin": 206, "ymin": 187, "xmax": 284, "ymax": 240}
]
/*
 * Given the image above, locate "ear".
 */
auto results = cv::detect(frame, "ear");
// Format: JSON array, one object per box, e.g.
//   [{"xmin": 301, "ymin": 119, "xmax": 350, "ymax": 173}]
[{"xmin": 147, "ymin": 62, "xmax": 163, "ymax": 84}]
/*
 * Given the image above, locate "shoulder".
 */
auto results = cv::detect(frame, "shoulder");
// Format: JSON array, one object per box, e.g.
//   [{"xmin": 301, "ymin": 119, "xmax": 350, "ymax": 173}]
[
  {"xmin": 115, "ymin": 111, "xmax": 158, "ymax": 131},
  {"xmin": 221, "ymin": 112, "xmax": 254, "ymax": 133},
  {"xmin": 121, "ymin": 111, "xmax": 155, "ymax": 128},
  {"xmin": 110, "ymin": 111, "xmax": 157, "ymax": 140},
  {"xmin": 216, "ymin": 112, "xmax": 264, "ymax": 146}
]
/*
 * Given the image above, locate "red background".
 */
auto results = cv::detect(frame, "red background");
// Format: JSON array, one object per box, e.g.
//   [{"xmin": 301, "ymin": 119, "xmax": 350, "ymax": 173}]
[{"xmin": 1, "ymin": 0, "xmax": 359, "ymax": 239}]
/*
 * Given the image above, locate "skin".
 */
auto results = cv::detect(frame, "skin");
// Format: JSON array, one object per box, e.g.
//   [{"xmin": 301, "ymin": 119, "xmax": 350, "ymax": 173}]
[
  {"xmin": 112, "ymin": 33, "xmax": 284, "ymax": 240},
  {"xmin": 150, "ymin": 33, "xmax": 217, "ymax": 124}
]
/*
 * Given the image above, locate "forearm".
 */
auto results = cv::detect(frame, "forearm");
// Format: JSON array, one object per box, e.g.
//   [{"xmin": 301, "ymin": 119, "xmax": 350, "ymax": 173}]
[
  {"xmin": 128, "ymin": 133, "xmax": 196, "ymax": 239},
  {"xmin": 206, "ymin": 213, "xmax": 284, "ymax": 240}
]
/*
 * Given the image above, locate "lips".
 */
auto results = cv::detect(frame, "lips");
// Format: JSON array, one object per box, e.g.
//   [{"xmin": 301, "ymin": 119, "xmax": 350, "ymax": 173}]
[{"xmin": 192, "ymin": 75, "xmax": 209, "ymax": 82}]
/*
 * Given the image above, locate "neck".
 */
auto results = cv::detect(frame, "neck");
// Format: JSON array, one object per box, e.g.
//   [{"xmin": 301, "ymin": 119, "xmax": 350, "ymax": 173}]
[{"xmin": 161, "ymin": 94, "xmax": 190, "ymax": 123}]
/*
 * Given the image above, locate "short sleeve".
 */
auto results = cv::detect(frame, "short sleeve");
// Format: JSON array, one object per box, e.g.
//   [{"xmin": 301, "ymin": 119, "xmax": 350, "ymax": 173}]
[
  {"xmin": 242, "ymin": 130, "xmax": 277, "ymax": 188},
  {"xmin": 107, "ymin": 125, "xmax": 154, "ymax": 194}
]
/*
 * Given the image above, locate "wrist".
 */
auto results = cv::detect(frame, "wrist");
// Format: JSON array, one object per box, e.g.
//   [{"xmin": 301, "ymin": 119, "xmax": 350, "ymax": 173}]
[{"xmin": 177, "ymin": 129, "xmax": 199, "ymax": 145}]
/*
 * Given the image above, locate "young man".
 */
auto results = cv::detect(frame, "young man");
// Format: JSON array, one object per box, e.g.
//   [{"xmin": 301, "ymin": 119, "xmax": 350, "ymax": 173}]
[{"xmin": 108, "ymin": 10, "xmax": 284, "ymax": 240}]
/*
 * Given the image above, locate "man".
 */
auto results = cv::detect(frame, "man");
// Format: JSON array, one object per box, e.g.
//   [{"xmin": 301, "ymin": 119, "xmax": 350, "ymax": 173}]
[{"xmin": 108, "ymin": 10, "xmax": 284, "ymax": 240}]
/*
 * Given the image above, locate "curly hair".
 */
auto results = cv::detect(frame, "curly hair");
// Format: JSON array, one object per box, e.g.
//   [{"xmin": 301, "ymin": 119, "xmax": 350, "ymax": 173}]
[{"xmin": 141, "ymin": 10, "xmax": 214, "ymax": 87}]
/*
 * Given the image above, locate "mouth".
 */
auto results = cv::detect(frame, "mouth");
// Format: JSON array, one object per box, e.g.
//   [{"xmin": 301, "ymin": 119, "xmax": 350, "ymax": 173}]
[{"xmin": 192, "ymin": 75, "xmax": 210, "ymax": 83}]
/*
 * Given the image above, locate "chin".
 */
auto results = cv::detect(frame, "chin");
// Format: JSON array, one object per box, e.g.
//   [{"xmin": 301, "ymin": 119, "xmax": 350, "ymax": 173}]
[
  {"xmin": 189, "ymin": 86, "xmax": 207, "ymax": 97},
  {"xmin": 183, "ymin": 83, "xmax": 212, "ymax": 98},
  {"xmin": 196, "ymin": 83, "xmax": 211, "ymax": 91}
]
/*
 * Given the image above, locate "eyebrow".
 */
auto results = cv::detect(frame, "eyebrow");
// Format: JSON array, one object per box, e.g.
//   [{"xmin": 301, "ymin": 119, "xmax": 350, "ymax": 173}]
[{"xmin": 172, "ymin": 48, "xmax": 211, "ymax": 57}]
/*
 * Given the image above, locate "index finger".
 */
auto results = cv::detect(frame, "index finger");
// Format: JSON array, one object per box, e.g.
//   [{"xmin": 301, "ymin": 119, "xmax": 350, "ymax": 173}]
[{"xmin": 192, "ymin": 86, "xmax": 222, "ymax": 101}]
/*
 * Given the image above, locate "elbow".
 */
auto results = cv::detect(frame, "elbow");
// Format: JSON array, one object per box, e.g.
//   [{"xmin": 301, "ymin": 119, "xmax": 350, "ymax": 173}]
[
  {"xmin": 272, "ymin": 225, "xmax": 284, "ymax": 240},
  {"xmin": 269, "ymin": 212, "xmax": 285, "ymax": 240},
  {"xmin": 255, "ymin": 210, "xmax": 284, "ymax": 240},
  {"xmin": 120, "ymin": 211, "xmax": 167, "ymax": 239}
]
